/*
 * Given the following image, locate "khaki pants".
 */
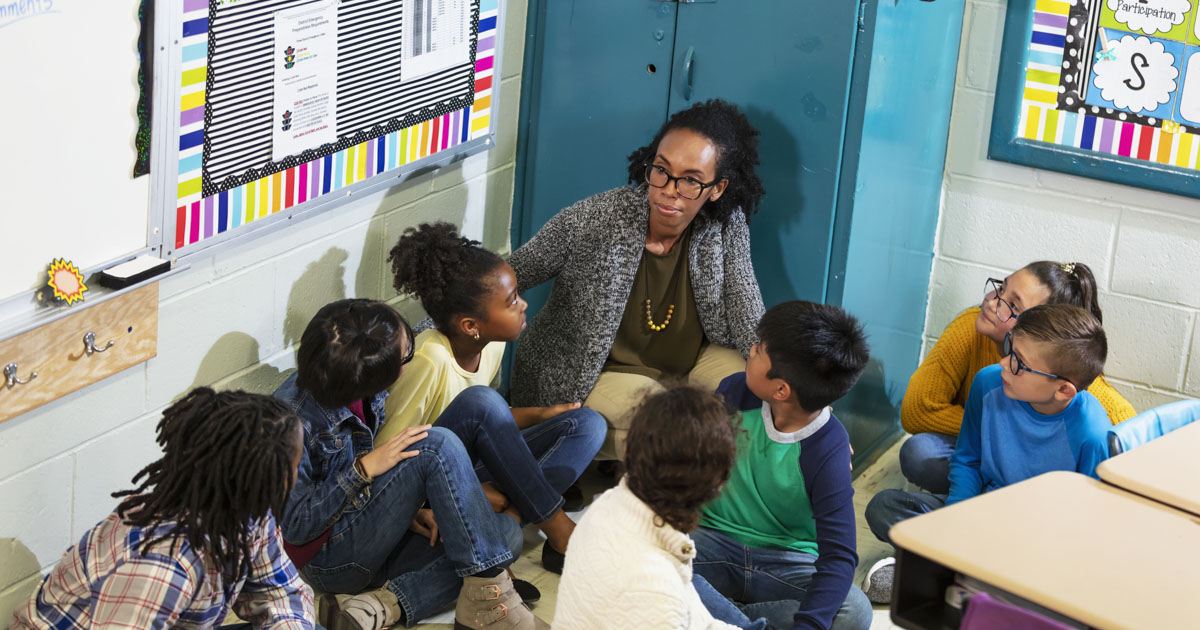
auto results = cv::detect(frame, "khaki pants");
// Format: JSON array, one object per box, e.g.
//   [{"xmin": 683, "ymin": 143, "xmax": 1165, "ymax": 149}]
[{"xmin": 584, "ymin": 344, "xmax": 746, "ymax": 461}]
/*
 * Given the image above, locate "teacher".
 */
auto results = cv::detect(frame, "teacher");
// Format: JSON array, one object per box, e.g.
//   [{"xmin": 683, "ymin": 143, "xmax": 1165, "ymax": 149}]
[{"xmin": 509, "ymin": 99, "xmax": 766, "ymax": 460}]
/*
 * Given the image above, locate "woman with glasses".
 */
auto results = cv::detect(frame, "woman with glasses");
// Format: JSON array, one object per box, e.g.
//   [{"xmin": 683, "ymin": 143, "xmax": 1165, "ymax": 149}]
[
  {"xmin": 507, "ymin": 99, "xmax": 766, "ymax": 461},
  {"xmin": 897, "ymin": 261, "xmax": 1135, "ymax": 494}
]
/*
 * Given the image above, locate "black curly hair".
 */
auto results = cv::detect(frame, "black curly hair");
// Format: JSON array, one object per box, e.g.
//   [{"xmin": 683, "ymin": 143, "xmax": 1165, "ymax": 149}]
[
  {"xmin": 113, "ymin": 388, "xmax": 300, "ymax": 581},
  {"xmin": 624, "ymin": 384, "xmax": 737, "ymax": 533},
  {"xmin": 625, "ymin": 99, "xmax": 765, "ymax": 224},
  {"xmin": 389, "ymin": 222, "xmax": 506, "ymax": 333}
]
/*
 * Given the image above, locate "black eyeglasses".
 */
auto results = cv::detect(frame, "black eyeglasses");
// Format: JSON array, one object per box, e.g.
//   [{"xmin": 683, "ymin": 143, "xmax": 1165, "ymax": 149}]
[
  {"xmin": 644, "ymin": 164, "xmax": 721, "ymax": 200},
  {"xmin": 1003, "ymin": 332, "xmax": 1071, "ymax": 386},
  {"xmin": 399, "ymin": 320, "xmax": 416, "ymax": 366},
  {"xmin": 986, "ymin": 277, "xmax": 1020, "ymax": 322}
]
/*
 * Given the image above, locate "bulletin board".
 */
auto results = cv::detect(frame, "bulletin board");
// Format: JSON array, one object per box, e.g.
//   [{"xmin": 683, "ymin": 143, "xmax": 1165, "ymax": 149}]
[
  {"xmin": 162, "ymin": 0, "xmax": 502, "ymax": 256},
  {"xmin": 990, "ymin": 0, "xmax": 1200, "ymax": 198}
]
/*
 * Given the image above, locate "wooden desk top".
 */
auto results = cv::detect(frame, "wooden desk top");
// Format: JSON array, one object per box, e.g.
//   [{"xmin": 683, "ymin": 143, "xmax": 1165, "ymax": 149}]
[
  {"xmin": 1097, "ymin": 421, "xmax": 1200, "ymax": 516},
  {"xmin": 889, "ymin": 471, "xmax": 1200, "ymax": 630}
]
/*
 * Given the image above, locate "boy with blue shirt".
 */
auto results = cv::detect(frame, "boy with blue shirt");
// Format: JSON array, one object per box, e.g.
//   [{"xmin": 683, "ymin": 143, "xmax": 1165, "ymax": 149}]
[
  {"xmin": 695, "ymin": 301, "xmax": 873, "ymax": 630},
  {"xmin": 863, "ymin": 303, "xmax": 1112, "ymax": 601}
]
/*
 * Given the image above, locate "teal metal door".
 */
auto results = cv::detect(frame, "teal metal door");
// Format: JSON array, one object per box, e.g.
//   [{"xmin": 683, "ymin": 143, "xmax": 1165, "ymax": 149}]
[{"xmin": 668, "ymin": 1, "xmax": 863, "ymax": 307}]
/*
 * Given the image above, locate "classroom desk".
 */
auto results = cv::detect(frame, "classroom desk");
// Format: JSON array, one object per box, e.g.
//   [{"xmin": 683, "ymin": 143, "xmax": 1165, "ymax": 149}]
[
  {"xmin": 888, "ymin": 471, "xmax": 1200, "ymax": 630},
  {"xmin": 1097, "ymin": 420, "xmax": 1200, "ymax": 517}
]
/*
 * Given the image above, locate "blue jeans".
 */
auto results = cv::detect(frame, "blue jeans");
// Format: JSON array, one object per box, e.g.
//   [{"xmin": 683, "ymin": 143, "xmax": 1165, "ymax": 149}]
[
  {"xmin": 899, "ymin": 432, "xmax": 957, "ymax": 494},
  {"xmin": 301, "ymin": 426, "xmax": 523, "ymax": 625},
  {"xmin": 693, "ymin": 573, "xmax": 772, "ymax": 630},
  {"xmin": 692, "ymin": 528, "xmax": 872, "ymax": 630},
  {"xmin": 863, "ymin": 489, "xmax": 946, "ymax": 546},
  {"xmin": 436, "ymin": 386, "xmax": 605, "ymax": 523}
]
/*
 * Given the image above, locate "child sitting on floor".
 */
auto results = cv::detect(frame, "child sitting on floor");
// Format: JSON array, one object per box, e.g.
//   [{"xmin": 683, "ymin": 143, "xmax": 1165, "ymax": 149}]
[
  {"xmin": 382, "ymin": 222, "xmax": 606, "ymax": 573},
  {"xmin": 555, "ymin": 385, "xmax": 770, "ymax": 630},
  {"xmin": 275, "ymin": 299, "xmax": 545, "ymax": 630},
  {"xmin": 899, "ymin": 261, "xmax": 1134, "ymax": 494},
  {"xmin": 863, "ymin": 303, "xmax": 1113, "ymax": 603},
  {"xmin": 12, "ymin": 389, "xmax": 314, "ymax": 629},
  {"xmin": 696, "ymin": 301, "xmax": 873, "ymax": 630}
]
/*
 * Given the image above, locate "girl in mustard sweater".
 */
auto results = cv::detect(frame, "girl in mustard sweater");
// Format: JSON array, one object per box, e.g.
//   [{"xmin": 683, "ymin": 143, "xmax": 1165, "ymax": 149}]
[{"xmin": 900, "ymin": 261, "xmax": 1135, "ymax": 493}]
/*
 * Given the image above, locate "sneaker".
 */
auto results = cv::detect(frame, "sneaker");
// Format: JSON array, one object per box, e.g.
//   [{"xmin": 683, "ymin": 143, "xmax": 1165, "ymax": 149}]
[
  {"xmin": 327, "ymin": 588, "xmax": 402, "ymax": 630},
  {"xmin": 454, "ymin": 571, "xmax": 549, "ymax": 630},
  {"xmin": 863, "ymin": 557, "xmax": 896, "ymax": 605}
]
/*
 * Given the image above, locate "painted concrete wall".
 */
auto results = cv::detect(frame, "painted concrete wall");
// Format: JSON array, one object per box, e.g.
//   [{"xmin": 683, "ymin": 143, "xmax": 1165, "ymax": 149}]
[
  {"xmin": 0, "ymin": 1, "xmax": 528, "ymax": 624},
  {"xmin": 927, "ymin": 0, "xmax": 1200, "ymax": 413}
]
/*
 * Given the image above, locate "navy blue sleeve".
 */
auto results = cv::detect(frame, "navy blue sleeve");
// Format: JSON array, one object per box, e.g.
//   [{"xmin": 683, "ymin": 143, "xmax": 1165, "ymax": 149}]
[
  {"xmin": 716, "ymin": 372, "xmax": 761, "ymax": 413},
  {"xmin": 793, "ymin": 417, "xmax": 857, "ymax": 630}
]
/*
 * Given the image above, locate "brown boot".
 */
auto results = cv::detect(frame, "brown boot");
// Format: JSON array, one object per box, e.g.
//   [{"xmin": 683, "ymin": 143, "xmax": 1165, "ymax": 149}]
[{"xmin": 453, "ymin": 571, "xmax": 549, "ymax": 630}]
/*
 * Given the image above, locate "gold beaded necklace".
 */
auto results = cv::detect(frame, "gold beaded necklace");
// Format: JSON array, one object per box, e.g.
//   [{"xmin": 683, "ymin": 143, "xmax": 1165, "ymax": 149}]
[{"xmin": 641, "ymin": 244, "xmax": 682, "ymax": 333}]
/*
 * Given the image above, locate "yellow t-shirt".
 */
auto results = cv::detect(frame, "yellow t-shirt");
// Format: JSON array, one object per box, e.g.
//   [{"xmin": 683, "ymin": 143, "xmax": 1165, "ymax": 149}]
[
  {"xmin": 375, "ymin": 329, "xmax": 506, "ymax": 446},
  {"xmin": 900, "ymin": 307, "xmax": 1137, "ymax": 435}
]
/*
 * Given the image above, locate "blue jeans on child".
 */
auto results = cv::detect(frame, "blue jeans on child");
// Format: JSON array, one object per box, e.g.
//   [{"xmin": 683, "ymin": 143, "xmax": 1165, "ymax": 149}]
[
  {"xmin": 435, "ymin": 386, "xmax": 606, "ymax": 523},
  {"xmin": 691, "ymin": 527, "xmax": 873, "ymax": 630},
  {"xmin": 898, "ymin": 432, "xmax": 957, "ymax": 494},
  {"xmin": 692, "ymin": 573, "xmax": 772, "ymax": 630},
  {"xmin": 301, "ymin": 392, "xmax": 531, "ymax": 624},
  {"xmin": 863, "ymin": 489, "xmax": 946, "ymax": 546}
]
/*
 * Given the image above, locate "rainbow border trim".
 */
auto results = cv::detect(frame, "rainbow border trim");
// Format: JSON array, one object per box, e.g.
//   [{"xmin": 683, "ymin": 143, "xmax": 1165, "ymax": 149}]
[
  {"xmin": 1018, "ymin": 0, "xmax": 1200, "ymax": 171},
  {"xmin": 173, "ymin": 0, "xmax": 498, "ymax": 251}
]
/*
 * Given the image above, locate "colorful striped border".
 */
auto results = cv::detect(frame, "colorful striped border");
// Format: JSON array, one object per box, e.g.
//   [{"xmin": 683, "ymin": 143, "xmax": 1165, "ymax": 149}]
[
  {"xmin": 173, "ymin": 0, "xmax": 499, "ymax": 251},
  {"xmin": 1019, "ymin": 0, "xmax": 1200, "ymax": 171}
]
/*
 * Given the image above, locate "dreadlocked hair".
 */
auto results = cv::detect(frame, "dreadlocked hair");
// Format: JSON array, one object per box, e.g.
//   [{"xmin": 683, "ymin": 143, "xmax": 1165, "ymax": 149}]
[
  {"xmin": 625, "ymin": 98, "xmax": 765, "ymax": 224},
  {"xmin": 297, "ymin": 298, "xmax": 414, "ymax": 409},
  {"xmin": 112, "ymin": 388, "xmax": 300, "ymax": 581},
  {"xmin": 388, "ymin": 222, "xmax": 505, "ymax": 332}
]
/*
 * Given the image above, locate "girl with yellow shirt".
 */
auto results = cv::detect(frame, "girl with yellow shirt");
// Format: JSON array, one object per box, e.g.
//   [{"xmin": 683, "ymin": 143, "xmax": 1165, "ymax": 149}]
[
  {"xmin": 900, "ymin": 261, "xmax": 1135, "ymax": 493},
  {"xmin": 380, "ymin": 222, "xmax": 606, "ymax": 574}
]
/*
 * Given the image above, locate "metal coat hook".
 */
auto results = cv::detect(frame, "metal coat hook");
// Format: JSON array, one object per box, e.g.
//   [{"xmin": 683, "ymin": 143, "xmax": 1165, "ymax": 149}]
[
  {"xmin": 83, "ymin": 332, "xmax": 115, "ymax": 357},
  {"xmin": 4, "ymin": 363, "xmax": 37, "ymax": 389}
]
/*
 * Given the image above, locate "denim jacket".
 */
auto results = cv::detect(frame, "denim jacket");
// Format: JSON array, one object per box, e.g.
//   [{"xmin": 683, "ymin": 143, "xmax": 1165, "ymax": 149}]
[{"xmin": 275, "ymin": 372, "xmax": 386, "ymax": 545}]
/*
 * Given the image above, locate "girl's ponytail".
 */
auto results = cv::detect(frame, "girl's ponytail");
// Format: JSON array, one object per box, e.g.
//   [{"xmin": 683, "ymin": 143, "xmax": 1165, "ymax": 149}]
[
  {"xmin": 388, "ymin": 222, "xmax": 504, "ymax": 331},
  {"xmin": 1023, "ymin": 260, "xmax": 1103, "ymax": 324}
]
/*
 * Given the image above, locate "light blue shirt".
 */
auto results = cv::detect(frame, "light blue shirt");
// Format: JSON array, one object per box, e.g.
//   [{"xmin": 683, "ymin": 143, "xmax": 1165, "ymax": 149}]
[{"xmin": 947, "ymin": 365, "xmax": 1110, "ymax": 505}]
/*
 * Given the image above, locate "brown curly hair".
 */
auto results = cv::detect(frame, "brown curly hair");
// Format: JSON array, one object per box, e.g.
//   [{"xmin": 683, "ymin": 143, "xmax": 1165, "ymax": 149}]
[{"xmin": 624, "ymin": 384, "xmax": 737, "ymax": 533}]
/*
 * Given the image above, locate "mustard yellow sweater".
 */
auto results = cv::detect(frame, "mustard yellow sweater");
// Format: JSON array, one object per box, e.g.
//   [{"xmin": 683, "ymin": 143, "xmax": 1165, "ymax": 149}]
[{"xmin": 901, "ymin": 307, "xmax": 1137, "ymax": 436}]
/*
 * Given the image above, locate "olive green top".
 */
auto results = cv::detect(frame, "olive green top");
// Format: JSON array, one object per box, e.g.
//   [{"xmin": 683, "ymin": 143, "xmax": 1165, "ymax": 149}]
[{"xmin": 605, "ymin": 229, "xmax": 705, "ymax": 379}]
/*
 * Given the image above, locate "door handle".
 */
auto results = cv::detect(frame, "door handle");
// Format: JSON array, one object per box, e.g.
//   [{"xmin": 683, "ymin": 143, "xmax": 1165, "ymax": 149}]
[{"xmin": 682, "ymin": 46, "xmax": 694, "ymax": 101}]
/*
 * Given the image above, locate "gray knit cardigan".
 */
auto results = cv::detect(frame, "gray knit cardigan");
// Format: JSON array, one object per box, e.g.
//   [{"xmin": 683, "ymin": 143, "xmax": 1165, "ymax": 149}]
[{"xmin": 508, "ymin": 184, "xmax": 766, "ymax": 407}]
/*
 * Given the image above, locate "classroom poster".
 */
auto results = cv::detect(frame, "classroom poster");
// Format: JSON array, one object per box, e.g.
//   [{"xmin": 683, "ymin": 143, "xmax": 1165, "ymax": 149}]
[
  {"xmin": 1017, "ymin": 0, "xmax": 1200, "ymax": 170},
  {"xmin": 272, "ymin": 0, "xmax": 338, "ymax": 162},
  {"xmin": 174, "ymin": 0, "xmax": 497, "ymax": 252},
  {"xmin": 402, "ymin": 0, "xmax": 472, "ymax": 81}
]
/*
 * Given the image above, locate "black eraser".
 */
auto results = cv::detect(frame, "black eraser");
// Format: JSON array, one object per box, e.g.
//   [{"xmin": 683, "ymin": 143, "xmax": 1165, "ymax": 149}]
[{"xmin": 97, "ymin": 255, "xmax": 171, "ymax": 289}]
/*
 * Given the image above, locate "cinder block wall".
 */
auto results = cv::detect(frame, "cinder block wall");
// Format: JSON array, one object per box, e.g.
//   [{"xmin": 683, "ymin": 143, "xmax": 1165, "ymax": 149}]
[
  {"xmin": 928, "ymin": 0, "xmax": 1200, "ymax": 411},
  {"xmin": 0, "ymin": 1, "xmax": 528, "ymax": 624}
]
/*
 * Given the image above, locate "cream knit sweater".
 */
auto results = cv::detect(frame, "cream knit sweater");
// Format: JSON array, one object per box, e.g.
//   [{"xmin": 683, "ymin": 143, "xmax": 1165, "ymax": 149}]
[{"xmin": 554, "ymin": 479, "xmax": 739, "ymax": 630}]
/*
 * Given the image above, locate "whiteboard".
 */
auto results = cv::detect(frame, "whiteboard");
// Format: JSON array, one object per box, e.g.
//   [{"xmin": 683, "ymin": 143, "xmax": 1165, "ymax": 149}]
[{"xmin": 0, "ymin": 0, "xmax": 152, "ymax": 300}]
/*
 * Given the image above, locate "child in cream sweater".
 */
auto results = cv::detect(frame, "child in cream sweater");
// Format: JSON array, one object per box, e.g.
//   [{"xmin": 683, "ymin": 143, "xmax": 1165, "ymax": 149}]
[{"xmin": 555, "ymin": 385, "xmax": 774, "ymax": 630}]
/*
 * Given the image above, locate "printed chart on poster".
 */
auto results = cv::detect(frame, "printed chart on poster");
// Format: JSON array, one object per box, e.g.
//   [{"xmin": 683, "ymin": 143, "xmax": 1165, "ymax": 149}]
[
  {"xmin": 1011, "ymin": 0, "xmax": 1200, "ymax": 174},
  {"xmin": 169, "ymin": 0, "xmax": 500, "ymax": 254}
]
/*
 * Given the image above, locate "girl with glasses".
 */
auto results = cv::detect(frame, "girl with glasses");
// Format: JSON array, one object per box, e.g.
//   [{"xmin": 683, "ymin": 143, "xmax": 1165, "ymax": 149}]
[
  {"xmin": 897, "ymin": 260, "xmax": 1135, "ymax": 495},
  {"xmin": 507, "ymin": 99, "xmax": 767, "ymax": 463}
]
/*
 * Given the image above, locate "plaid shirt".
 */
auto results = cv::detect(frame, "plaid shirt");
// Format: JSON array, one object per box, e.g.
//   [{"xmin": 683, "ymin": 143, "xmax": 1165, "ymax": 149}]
[{"xmin": 11, "ymin": 510, "xmax": 314, "ymax": 629}]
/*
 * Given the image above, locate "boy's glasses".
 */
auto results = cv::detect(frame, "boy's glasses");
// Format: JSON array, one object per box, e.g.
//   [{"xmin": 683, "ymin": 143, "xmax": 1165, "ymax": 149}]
[
  {"xmin": 644, "ymin": 164, "xmax": 720, "ymax": 200},
  {"xmin": 1002, "ymin": 332, "xmax": 1072, "ymax": 386},
  {"xmin": 985, "ymin": 277, "xmax": 1020, "ymax": 322}
]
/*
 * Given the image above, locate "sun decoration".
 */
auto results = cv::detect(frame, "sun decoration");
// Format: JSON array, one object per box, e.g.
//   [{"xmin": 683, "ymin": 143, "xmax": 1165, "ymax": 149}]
[{"xmin": 47, "ymin": 258, "xmax": 88, "ymax": 305}]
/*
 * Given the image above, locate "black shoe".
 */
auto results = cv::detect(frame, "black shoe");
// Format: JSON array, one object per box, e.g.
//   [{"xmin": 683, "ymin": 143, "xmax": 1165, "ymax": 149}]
[
  {"xmin": 512, "ymin": 575, "xmax": 541, "ymax": 604},
  {"xmin": 541, "ymin": 541, "xmax": 565, "ymax": 575},
  {"xmin": 562, "ymin": 483, "xmax": 586, "ymax": 512}
]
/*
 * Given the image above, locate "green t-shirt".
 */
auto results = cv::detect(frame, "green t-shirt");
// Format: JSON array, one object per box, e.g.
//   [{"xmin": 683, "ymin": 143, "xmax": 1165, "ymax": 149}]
[{"xmin": 700, "ymin": 405, "xmax": 819, "ymax": 554}]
